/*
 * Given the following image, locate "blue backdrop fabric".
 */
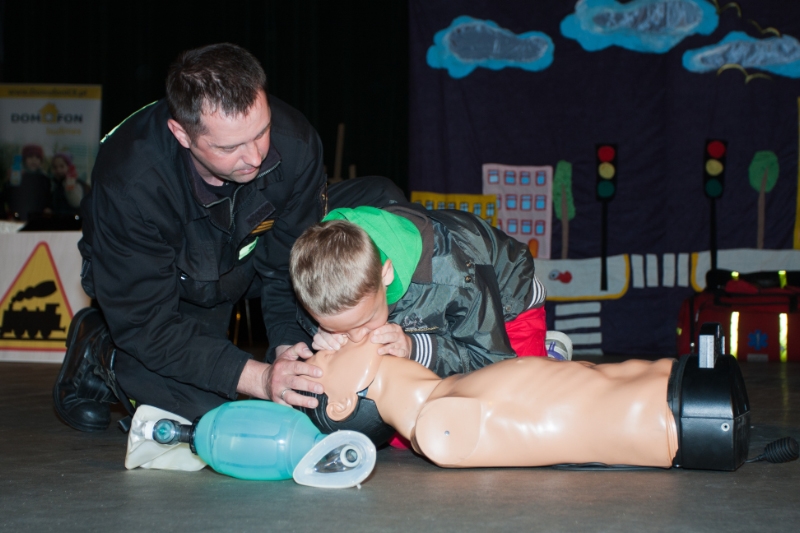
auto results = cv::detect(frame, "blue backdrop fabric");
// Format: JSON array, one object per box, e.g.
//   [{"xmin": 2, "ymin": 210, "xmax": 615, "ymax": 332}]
[{"xmin": 409, "ymin": 0, "xmax": 800, "ymax": 355}]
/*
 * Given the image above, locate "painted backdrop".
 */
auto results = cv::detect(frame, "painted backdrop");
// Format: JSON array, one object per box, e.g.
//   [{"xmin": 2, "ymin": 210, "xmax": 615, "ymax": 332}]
[{"xmin": 409, "ymin": 0, "xmax": 800, "ymax": 355}]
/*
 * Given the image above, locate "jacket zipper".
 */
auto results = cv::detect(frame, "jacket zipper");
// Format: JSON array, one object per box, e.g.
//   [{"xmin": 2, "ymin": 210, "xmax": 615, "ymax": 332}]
[
  {"xmin": 201, "ymin": 160, "xmax": 281, "ymax": 229},
  {"xmin": 228, "ymin": 185, "xmax": 240, "ymax": 228},
  {"xmin": 257, "ymin": 159, "xmax": 281, "ymax": 180},
  {"xmin": 232, "ymin": 160, "xmax": 281, "ymax": 228}
]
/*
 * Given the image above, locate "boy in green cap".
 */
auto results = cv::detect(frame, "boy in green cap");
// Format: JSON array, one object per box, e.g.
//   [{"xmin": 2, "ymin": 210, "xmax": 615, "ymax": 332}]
[{"xmin": 289, "ymin": 204, "xmax": 570, "ymax": 379}]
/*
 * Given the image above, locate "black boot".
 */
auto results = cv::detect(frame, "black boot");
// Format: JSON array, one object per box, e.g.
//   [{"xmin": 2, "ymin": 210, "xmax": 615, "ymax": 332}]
[{"xmin": 53, "ymin": 307, "xmax": 130, "ymax": 432}]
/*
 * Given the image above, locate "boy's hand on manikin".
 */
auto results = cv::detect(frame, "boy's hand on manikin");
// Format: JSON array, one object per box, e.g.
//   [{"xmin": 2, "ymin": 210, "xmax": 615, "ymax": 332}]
[
  {"xmin": 312, "ymin": 329, "xmax": 349, "ymax": 351},
  {"xmin": 370, "ymin": 323, "xmax": 412, "ymax": 359}
]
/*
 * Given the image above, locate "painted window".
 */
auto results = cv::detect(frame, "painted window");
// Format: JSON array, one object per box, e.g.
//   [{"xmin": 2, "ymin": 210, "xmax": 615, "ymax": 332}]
[{"xmin": 506, "ymin": 194, "xmax": 517, "ymax": 210}]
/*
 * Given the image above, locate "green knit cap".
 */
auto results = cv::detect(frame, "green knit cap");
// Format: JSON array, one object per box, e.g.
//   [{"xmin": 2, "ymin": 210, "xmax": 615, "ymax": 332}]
[{"xmin": 322, "ymin": 206, "xmax": 422, "ymax": 304}]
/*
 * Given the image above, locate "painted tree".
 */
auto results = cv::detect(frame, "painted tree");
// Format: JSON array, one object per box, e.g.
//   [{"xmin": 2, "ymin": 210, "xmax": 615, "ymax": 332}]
[
  {"xmin": 748, "ymin": 150, "xmax": 779, "ymax": 249},
  {"xmin": 552, "ymin": 160, "xmax": 576, "ymax": 259}
]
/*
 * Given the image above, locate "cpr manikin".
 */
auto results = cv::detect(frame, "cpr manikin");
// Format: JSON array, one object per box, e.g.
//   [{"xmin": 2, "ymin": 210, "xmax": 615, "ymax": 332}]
[{"xmin": 302, "ymin": 331, "xmax": 750, "ymax": 471}]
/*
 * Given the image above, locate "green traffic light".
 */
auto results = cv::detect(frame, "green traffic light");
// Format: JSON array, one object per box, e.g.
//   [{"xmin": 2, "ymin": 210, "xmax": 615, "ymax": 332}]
[
  {"xmin": 597, "ymin": 181, "xmax": 615, "ymax": 199},
  {"xmin": 705, "ymin": 178, "xmax": 723, "ymax": 198}
]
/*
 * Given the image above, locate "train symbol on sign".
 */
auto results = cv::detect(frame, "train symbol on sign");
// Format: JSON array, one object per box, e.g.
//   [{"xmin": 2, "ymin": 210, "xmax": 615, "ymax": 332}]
[{"xmin": 0, "ymin": 281, "xmax": 66, "ymax": 340}]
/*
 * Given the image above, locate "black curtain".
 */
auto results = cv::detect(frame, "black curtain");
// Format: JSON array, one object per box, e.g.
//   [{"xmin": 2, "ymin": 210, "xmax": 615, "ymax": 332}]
[{"xmin": 0, "ymin": 0, "xmax": 409, "ymax": 194}]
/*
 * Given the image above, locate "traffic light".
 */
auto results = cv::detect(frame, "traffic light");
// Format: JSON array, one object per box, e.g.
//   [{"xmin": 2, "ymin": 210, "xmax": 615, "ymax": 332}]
[
  {"xmin": 704, "ymin": 139, "xmax": 727, "ymax": 199},
  {"xmin": 595, "ymin": 144, "xmax": 617, "ymax": 201}
]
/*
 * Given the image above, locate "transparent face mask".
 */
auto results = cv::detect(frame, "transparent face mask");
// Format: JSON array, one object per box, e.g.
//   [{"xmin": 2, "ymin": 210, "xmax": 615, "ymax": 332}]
[{"xmin": 293, "ymin": 430, "xmax": 376, "ymax": 489}]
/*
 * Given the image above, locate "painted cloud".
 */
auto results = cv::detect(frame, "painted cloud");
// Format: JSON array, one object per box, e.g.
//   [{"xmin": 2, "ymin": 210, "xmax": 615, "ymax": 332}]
[
  {"xmin": 561, "ymin": 0, "xmax": 718, "ymax": 53},
  {"xmin": 427, "ymin": 16, "xmax": 554, "ymax": 79},
  {"xmin": 683, "ymin": 31, "xmax": 800, "ymax": 78}
]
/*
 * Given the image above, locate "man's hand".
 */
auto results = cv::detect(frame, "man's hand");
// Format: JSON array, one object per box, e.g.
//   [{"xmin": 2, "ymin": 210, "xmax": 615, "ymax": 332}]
[
  {"xmin": 237, "ymin": 342, "xmax": 323, "ymax": 408},
  {"xmin": 370, "ymin": 323, "xmax": 412, "ymax": 359},
  {"xmin": 312, "ymin": 329, "xmax": 348, "ymax": 351}
]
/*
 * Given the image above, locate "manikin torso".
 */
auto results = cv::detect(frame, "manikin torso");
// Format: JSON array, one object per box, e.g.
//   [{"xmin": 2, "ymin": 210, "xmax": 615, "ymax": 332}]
[{"xmin": 309, "ymin": 339, "xmax": 679, "ymax": 469}]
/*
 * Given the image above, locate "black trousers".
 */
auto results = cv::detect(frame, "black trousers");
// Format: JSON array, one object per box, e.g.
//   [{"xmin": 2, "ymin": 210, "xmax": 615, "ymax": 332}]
[{"xmin": 113, "ymin": 176, "xmax": 407, "ymax": 421}]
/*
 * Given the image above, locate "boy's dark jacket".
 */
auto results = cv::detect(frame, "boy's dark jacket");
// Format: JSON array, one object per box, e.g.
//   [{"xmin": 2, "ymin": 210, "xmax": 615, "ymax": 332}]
[
  {"xmin": 79, "ymin": 96, "xmax": 326, "ymax": 399},
  {"xmin": 301, "ymin": 204, "xmax": 539, "ymax": 377}
]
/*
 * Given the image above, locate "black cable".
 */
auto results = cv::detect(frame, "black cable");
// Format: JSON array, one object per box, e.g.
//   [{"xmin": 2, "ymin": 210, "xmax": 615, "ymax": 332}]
[
  {"xmin": 746, "ymin": 437, "xmax": 799, "ymax": 464},
  {"xmin": 551, "ymin": 463, "xmax": 657, "ymax": 471}
]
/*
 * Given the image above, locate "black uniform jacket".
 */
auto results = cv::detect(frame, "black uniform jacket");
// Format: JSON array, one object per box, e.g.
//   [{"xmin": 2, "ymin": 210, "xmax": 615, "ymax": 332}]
[{"xmin": 79, "ymin": 96, "xmax": 326, "ymax": 399}]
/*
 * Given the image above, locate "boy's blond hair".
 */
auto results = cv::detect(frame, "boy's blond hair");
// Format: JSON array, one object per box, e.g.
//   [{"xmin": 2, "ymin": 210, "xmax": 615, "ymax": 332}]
[{"xmin": 290, "ymin": 219, "xmax": 383, "ymax": 316}]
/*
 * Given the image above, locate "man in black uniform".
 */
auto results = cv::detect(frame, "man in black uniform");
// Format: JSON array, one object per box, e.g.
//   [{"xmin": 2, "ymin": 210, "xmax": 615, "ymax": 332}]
[{"xmin": 53, "ymin": 43, "xmax": 405, "ymax": 431}]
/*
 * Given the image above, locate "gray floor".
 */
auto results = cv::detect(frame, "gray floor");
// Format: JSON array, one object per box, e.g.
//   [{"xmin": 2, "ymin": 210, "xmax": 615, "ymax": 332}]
[{"xmin": 1, "ymin": 357, "xmax": 799, "ymax": 533}]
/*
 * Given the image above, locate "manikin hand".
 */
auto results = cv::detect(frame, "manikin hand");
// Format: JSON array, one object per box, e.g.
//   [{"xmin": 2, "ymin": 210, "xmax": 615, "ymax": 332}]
[
  {"xmin": 370, "ymin": 323, "xmax": 413, "ymax": 359},
  {"xmin": 312, "ymin": 329, "xmax": 349, "ymax": 351}
]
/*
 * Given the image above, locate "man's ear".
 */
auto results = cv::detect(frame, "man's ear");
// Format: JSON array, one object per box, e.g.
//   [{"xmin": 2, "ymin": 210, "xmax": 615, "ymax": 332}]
[
  {"xmin": 326, "ymin": 393, "xmax": 358, "ymax": 422},
  {"xmin": 381, "ymin": 259, "xmax": 395, "ymax": 287},
  {"xmin": 167, "ymin": 118, "xmax": 192, "ymax": 149}
]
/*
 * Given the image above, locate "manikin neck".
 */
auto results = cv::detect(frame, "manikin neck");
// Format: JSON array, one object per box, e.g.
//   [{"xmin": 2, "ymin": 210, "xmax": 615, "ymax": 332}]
[{"xmin": 364, "ymin": 356, "xmax": 443, "ymax": 440}]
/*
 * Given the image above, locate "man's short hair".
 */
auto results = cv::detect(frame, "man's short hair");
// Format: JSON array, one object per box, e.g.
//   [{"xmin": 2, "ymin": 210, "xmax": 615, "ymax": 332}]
[
  {"xmin": 290, "ymin": 220, "xmax": 384, "ymax": 317},
  {"xmin": 166, "ymin": 43, "xmax": 267, "ymax": 139}
]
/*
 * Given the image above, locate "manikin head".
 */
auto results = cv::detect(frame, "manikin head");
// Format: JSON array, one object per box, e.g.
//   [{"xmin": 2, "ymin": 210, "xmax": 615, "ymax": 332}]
[
  {"xmin": 301, "ymin": 338, "xmax": 395, "ymax": 444},
  {"xmin": 306, "ymin": 338, "xmax": 383, "ymax": 421},
  {"xmin": 165, "ymin": 43, "xmax": 271, "ymax": 185},
  {"xmin": 290, "ymin": 220, "xmax": 394, "ymax": 343}
]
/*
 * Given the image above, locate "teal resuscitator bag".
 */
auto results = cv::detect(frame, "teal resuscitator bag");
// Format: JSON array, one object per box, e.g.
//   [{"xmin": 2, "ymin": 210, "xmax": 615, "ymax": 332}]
[
  {"xmin": 146, "ymin": 399, "xmax": 376, "ymax": 488},
  {"xmin": 193, "ymin": 400, "xmax": 324, "ymax": 480}
]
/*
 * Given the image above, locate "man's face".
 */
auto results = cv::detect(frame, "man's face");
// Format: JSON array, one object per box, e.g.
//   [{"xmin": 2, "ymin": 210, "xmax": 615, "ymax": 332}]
[
  {"xmin": 312, "ymin": 287, "xmax": 390, "ymax": 344},
  {"xmin": 169, "ymin": 90, "xmax": 271, "ymax": 186}
]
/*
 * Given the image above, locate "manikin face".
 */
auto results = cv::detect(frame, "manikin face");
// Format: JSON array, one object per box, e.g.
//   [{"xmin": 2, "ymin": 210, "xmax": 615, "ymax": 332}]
[
  {"xmin": 311, "ymin": 260, "xmax": 394, "ymax": 343},
  {"xmin": 307, "ymin": 338, "xmax": 383, "ymax": 421},
  {"xmin": 168, "ymin": 90, "xmax": 271, "ymax": 186},
  {"xmin": 51, "ymin": 157, "xmax": 69, "ymax": 179}
]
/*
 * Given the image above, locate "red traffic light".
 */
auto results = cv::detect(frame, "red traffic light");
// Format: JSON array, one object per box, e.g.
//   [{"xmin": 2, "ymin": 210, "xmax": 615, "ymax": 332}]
[
  {"xmin": 597, "ymin": 145, "xmax": 616, "ymax": 162},
  {"xmin": 706, "ymin": 140, "xmax": 726, "ymax": 159}
]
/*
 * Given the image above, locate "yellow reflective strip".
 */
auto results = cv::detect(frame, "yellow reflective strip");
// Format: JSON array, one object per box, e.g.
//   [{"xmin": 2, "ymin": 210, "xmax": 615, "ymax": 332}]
[
  {"xmin": 730, "ymin": 312, "xmax": 740, "ymax": 358},
  {"xmin": 779, "ymin": 270, "xmax": 787, "ymax": 288},
  {"xmin": 731, "ymin": 271, "xmax": 740, "ymax": 280},
  {"xmin": 780, "ymin": 313, "xmax": 788, "ymax": 363}
]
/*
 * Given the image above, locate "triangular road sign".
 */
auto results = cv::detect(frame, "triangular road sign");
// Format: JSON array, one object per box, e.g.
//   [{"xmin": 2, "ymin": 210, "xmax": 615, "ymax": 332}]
[{"xmin": 0, "ymin": 242, "xmax": 73, "ymax": 351}]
